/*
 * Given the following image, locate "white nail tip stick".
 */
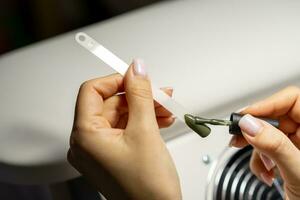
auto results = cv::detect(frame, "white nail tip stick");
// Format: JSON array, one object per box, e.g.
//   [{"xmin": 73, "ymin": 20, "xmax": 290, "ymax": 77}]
[{"xmin": 75, "ymin": 32, "xmax": 190, "ymax": 122}]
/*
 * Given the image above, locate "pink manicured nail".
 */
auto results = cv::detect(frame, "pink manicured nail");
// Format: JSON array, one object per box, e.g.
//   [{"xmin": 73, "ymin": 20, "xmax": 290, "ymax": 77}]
[
  {"xmin": 133, "ymin": 58, "xmax": 147, "ymax": 76},
  {"xmin": 238, "ymin": 114, "xmax": 262, "ymax": 136},
  {"xmin": 260, "ymin": 172, "xmax": 274, "ymax": 187},
  {"xmin": 160, "ymin": 87, "xmax": 173, "ymax": 91},
  {"xmin": 160, "ymin": 87, "xmax": 173, "ymax": 96},
  {"xmin": 260, "ymin": 153, "xmax": 276, "ymax": 171}
]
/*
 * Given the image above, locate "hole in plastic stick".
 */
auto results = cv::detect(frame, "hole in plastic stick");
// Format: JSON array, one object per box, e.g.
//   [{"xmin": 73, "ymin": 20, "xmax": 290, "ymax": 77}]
[{"xmin": 78, "ymin": 35, "xmax": 85, "ymax": 42}]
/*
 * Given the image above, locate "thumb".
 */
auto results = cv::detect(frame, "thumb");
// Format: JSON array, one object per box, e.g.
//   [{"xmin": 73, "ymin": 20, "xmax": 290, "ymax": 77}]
[
  {"xmin": 239, "ymin": 114, "xmax": 300, "ymax": 184},
  {"xmin": 124, "ymin": 59, "xmax": 156, "ymax": 125}
]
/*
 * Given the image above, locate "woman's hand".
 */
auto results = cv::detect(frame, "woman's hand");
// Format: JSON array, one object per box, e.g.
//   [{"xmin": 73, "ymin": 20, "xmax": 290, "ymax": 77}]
[
  {"xmin": 230, "ymin": 86, "xmax": 300, "ymax": 199},
  {"xmin": 68, "ymin": 59, "xmax": 182, "ymax": 200}
]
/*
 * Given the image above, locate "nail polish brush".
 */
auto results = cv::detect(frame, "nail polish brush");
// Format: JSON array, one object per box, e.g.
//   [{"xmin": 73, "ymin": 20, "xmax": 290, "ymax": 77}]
[{"xmin": 184, "ymin": 113, "xmax": 279, "ymax": 137}]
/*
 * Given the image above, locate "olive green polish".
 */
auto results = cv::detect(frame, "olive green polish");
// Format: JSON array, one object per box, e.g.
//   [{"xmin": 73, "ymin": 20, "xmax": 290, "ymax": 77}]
[
  {"xmin": 184, "ymin": 114, "xmax": 211, "ymax": 137},
  {"xmin": 194, "ymin": 117, "xmax": 232, "ymax": 126}
]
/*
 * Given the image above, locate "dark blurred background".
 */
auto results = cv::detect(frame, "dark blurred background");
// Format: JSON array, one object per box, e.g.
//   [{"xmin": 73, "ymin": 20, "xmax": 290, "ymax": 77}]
[
  {"xmin": 0, "ymin": 0, "xmax": 165, "ymax": 55},
  {"xmin": 0, "ymin": 1, "xmax": 165, "ymax": 199}
]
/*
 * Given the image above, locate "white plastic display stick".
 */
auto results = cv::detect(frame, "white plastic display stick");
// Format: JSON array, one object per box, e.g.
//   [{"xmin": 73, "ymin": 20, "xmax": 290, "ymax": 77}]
[{"xmin": 75, "ymin": 32, "xmax": 190, "ymax": 122}]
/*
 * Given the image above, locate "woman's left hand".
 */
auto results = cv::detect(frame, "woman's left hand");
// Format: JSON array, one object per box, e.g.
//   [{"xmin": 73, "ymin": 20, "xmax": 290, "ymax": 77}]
[{"xmin": 68, "ymin": 60, "xmax": 181, "ymax": 200}]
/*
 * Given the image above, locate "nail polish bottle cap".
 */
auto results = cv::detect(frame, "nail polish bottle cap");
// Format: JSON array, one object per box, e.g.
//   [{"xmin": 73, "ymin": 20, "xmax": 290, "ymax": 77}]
[
  {"xmin": 229, "ymin": 113, "xmax": 242, "ymax": 134},
  {"xmin": 229, "ymin": 113, "xmax": 279, "ymax": 135}
]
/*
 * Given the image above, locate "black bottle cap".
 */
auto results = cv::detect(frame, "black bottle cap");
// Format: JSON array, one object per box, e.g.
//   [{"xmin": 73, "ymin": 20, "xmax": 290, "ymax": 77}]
[{"xmin": 229, "ymin": 113, "xmax": 279, "ymax": 135}]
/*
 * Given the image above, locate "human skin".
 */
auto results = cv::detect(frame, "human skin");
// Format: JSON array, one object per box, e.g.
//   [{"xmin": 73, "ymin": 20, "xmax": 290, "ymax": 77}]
[
  {"xmin": 230, "ymin": 86, "xmax": 300, "ymax": 200},
  {"xmin": 68, "ymin": 59, "xmax": 182, "ymax": 200}
]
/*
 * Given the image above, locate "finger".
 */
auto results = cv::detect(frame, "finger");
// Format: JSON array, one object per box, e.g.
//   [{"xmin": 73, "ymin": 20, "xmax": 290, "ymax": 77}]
[
  {"xmin": 279, "ymin": 115, "xmax": 298, "ymax": 134},
  {"xmin": 242, "ymin": 86, "xmax": 300, "ymax": 121},
  {"xmin": 239, "ymin": 114, "xmax": 300, "ymax": 183},
  {"xmin": 229, "ymin": 135, "xmax": 249, "ymax": 148},
  {"xmin": 289, "ymin": 127, "xmax": 300, "ymax": 149},
  {"xmin": 157, "ymin": 117, "xmax": 176, "ymax": 128},
  {"xmin": 103, "ymin": 88, "xmax": 173, "ymax": 124},
  {"xmin": 117, "ymin": 115, "xmax": 175, "ymax": 129},
  {"xmin": 76, "ymin": 74, "xmax": 123, "ymax": 120},
  {"xmin": 155, "ymin": 106, "xmax": 173, "ymax": 118},
  {"xmin": 115, "ymin": 113, "xmax": 129, "ymax": 129},
  {"xmin": 124, "ymin": 59, "xmax": 157, "ymax": 128},
  {"xmin": 102, "ymin": 87, "xmax": 173, "ymax": 126},
  {"xmin": 104, "ymin": 87, "xmax": 172, "ymax": 115},
  {"xmin": 102, "ymin": 95, "xmax": 127, "ymax": 127},
  {"xmin": 250, "ymin": 150, "xmax": 274, "ymax": 186}
]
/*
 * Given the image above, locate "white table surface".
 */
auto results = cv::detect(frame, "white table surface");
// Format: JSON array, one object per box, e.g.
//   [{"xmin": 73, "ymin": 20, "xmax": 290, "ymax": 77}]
[{"xmin": 0, "ymin": 0, "xmax": 300, "ymax": 186}]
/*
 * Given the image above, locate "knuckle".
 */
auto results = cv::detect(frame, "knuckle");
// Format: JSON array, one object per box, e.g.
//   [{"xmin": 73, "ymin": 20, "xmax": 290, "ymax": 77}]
[
  {"xmin": 129, "ymin": 83, "xmax": 152, "ymax": 99},
  {"xmin": 285, "ymin": 185, "xmax": 300, "ymax": 199},
  {"xmin": 73, "ymin": 120, "xmax": 90, "ymax": 133},
  {"xmin": 269, "ymin": 137, "xmax": 283, "ymax": 152},
  {"xmin": 79, "ymin": 80, "xmax": 93, "ymax": 92},
  {"xmin": 74, "ymin": 119, "xmax": 100, "ymax": 134},
  {"xmin": 71, "ymin": 120, "xmax": 98, "ymax": 148},
  {"xmin": 70, "ymin": 123, "xmax": 90, "ymax": 149},
  {"xmin": 259, "ymin": 128, "xmax": 286, "ymax": 154}
]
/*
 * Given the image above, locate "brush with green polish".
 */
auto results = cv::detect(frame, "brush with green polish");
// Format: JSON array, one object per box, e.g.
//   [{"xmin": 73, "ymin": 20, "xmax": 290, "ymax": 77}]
[
  {"xmin": 184, "ymin": 113, "xmax": 279, "ymax": 138},
  {"xmin": 184, "ymin": 114, "xmax": 212, "ymax": 137}
]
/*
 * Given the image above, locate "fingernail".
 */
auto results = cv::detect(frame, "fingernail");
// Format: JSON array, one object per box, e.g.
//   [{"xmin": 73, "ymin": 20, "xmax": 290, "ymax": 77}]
[
  {"xmin": 133, "ymin": 58, "xmax": 147, "ymax": 76},
  {"xmin": 260, "ymin": 153, "xmax": 276, "ymax": 171},
  {"xmin": 160, "ymin": 87, "xmax": 173, "ymax": 91},
  {"xmin": 238, "ymin": 114, "xmax": 262, "ymax": 137},
  {"xmin": 160, "ymin": 87, "xmax": 173, "ymax": 97},
  {"xmin": 229, "ymin": 136, "xmax": 237, "ymax": 147},
  {"xmin": 260, "ymin": 172, "xmax": 274, "ymax": 187},
  {"xmin": 171, "ymin": 115, "xmax": 177, "ymax": 120}
]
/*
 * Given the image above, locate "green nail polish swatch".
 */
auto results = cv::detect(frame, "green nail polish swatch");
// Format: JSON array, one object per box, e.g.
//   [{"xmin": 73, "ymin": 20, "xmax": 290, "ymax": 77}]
[{"xmin": 184, "ymin": 114, "xmax": 211, "ymax": 137}]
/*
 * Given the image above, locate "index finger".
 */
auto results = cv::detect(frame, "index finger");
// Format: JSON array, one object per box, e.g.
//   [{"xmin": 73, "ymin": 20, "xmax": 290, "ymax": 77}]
[
  {"xmin": 76, "ymin": 73, "xmax": 124, "ymax": 119},
  {"xmin": 242, "ymin": 86, "xmax": 300, "ymax": 122}
]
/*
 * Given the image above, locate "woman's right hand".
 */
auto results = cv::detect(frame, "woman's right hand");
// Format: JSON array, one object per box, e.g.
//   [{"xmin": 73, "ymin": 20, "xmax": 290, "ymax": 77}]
[{"xmin": 230, "ymin": 86, "xmax": 300, "ymax": 199}]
